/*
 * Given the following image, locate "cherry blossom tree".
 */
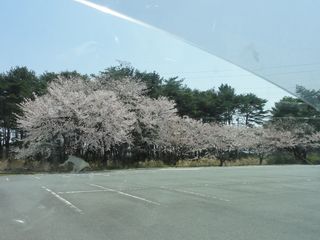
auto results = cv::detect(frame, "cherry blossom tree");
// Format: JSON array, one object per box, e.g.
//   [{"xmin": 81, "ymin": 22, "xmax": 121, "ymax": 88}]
[
  {"xmin": 16, "ymin": 77, "xmax": 135, "ymax": 165},
  {"xmin": 95, "ymin": 75, "xmax": 147, "ymax": 105},
  {"xmin": 155, "ymin": 116, "xmax": 208, "ymax": 162},
  {"xmin": 267, "ymin": 120, "xmax": 320, "ymax": 164},
  {"xmin": 205, "ymin": 124, "xmax": 237, "ymax": 166},
  {"xmin": 203, "ymin": 124, "xmax": 266, "ymax": 166},
  {"xmin": 130, "ymin": 96, "xmax": 207, "ymax": 163},
  {"xmin": 16, "ymin": 74, "xmax": 320, "ymax": 167},
  {"xmin": 245, "ymin": 127, "xmax": 277, "ymax": 165}
]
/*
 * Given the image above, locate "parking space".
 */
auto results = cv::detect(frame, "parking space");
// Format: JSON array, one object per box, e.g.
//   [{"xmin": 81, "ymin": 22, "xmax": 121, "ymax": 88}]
[{"xmin": 1, "ymin": 166, "xmax": 320, "ymax": 240}]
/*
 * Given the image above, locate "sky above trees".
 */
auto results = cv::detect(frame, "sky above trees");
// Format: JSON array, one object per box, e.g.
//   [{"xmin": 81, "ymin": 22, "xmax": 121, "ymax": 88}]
[{"xmin": 0, "ymin": 0, "xmax": 290, "ymax": 109}]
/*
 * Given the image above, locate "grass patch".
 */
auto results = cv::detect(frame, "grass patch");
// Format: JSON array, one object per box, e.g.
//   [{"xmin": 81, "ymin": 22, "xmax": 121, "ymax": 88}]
[
  {"xmin": 306, "ymin": 152, "xmax": 320, "ymax": 165},
  {"xmin": 176, "ymin": 158, "xmax": 220, "ymax": 167},
  {"xmin": 1, "ymin": 153, "xmax": 318, "ymax": 174},
  {"xmin": 176, "ymin": 157, "xmax": 263, "ymax": 168},
  {"xmin": 266, "ymin": 152, "xmax": 296, "ymax": 165},
  {"xmin": 0, "ymin": 160, "xmax": 8, "ymax": 171},
  {"xmin": 136, "ymin": 160, "xmax": 168, "ymax": 168},
  {"xmin": 225, "ymin": 157, "xmax": 262, "ymax": 166}
]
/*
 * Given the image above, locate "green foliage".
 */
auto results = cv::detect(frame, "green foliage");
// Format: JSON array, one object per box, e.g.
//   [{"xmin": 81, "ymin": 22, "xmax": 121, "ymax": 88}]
[
  {"xmin": 237, "ymin": 93, "xmax": 268, "ymax": 127},
  {"xmin": 216, "ymin": 84, "xmax": 238, "ymax": 124},
  {"xmin": 136, "ymin": 160, "xmax": 167, "ymax": 168},
  {"xmin": 176, "ymin": 158, "xmax": 220, "ymax": 167},
  {"xmin": 3, "ymin": 64, "xmax": 320, "ymax": 170},
  {"xmin": 269, "ymin": 95, "xmax": 320, "ymax": 165},
  {"xmin": 225, "ymin": 157, "xmax": 262, "ymax": 166},
  {"xmin": 99, "ymin": 64, "xmax": 163, "ymax": 99},
  {"xmin": 0, "ymin": 67, "xmax": 87, "ymax": 133},
  {"xmin": 39, "ymin": 71, "xmax": 89, "ymax": 94},
  {"xmin": 306, "ymin": 151, "xmax": 320, "ymax": 165},
  {"xmin": 0, "ymin": 66, "xmax": 46, "ymax": 158},
  {"xmin": 0, "ymin": 67, "xmax": 87, "ymax": 154},
  {"xmin": 271, "ymin": 96, "xmax": 320, "ymax": 130},
  {"xmin": 99, "ymin": 65, "xmax": 268, "ymax": 125},
  {"xmin": 0, "ymin": 67, "xmax": 43, "ymax": 129},
  {"xmin": 266, "ymin": 151, "xmax": 298, "ymax": 165},
  {"xmin": 296, "ymin": 85, "xmax": 320, "ymax": 111}
]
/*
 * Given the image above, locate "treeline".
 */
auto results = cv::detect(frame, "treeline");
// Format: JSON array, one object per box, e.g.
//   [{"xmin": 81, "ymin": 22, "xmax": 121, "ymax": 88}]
[
  {"xmin": 1, "ymin": 65, "xmax": 320, "ymax": 168},
  {"xmin": 0, "ymin": 65, "xmax": 268, "ymax": 156},
  {"xmin": 100, "ymin": 65, "xmax": 269, "ymax": 125}
]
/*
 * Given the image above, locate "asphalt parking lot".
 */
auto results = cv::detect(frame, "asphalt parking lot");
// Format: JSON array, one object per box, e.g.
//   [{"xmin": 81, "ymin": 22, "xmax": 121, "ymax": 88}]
[{"xmin": 1, "ymin": 165, "xmax": 320, "ymax": 240}]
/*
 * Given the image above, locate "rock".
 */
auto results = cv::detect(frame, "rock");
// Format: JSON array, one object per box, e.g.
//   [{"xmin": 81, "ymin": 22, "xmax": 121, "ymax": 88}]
[{"xmin": 60, "ymin": 155, "xmax": 90, "ymax": 173}]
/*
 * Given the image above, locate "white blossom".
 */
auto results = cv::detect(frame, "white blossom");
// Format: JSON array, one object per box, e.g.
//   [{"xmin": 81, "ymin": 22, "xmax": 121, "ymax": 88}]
[{"xmin": 17, "ymin": 77, "xmax": 135, "ymax": 159}]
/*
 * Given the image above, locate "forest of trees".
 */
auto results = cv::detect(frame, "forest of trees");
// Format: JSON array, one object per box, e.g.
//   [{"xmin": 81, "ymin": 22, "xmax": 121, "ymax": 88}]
[{"xmin": 1, "ymin": 65, "xmax": 320, "ymax": 169}]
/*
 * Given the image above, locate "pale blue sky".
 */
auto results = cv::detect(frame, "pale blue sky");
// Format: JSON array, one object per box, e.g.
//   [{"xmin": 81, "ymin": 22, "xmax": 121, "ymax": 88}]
[{"xmin": 0, "ymin": 0, "xmax": 299, "ymax": 109}]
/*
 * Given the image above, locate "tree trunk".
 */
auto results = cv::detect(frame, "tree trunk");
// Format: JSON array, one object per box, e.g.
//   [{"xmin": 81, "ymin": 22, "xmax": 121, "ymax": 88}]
[
  {"xmin": 102, "ymin": 142, "xmax": 108, "ymax": 167},
  {"xmin": 219, "ymin": 158, "xmax": 225, "ymax": 167},
  {"xmin": 102, "ymin": 152, "xmax": 108, "ymax": 167},
  {"xmin": 259, "ymin": 153, "xmax": 264, "ymax": 165},
  {"xmin": 0, "ymin": 130, "xmax": 2, "ymax": 158},
  {"xmin": 245, "ymin": 114, "xmax": 249, "ymax": 126},
  {"xmin": 20, "ymin": 130, "xmax": 24, "ymax": 140},
  {"xmin": 4, "ymin": 128, "xmax": 10, "ymax": 159},
  {"xmin": 15, "ymin": 129, "xmax": 18, "ymax": 140},
  {"xmin": 259, "ymin": 157, "xmax": 263, "ymax": 165}
]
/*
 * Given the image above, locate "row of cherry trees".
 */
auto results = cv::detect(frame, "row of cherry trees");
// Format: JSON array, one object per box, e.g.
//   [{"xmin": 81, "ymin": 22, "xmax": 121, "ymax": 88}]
[{"xmin": 16, "ymin": 75, "xmax": 320, "ymax": 167}]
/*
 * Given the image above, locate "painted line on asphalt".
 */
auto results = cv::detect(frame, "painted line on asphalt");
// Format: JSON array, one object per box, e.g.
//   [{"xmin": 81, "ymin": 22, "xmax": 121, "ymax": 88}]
[
  {"xmin": 42, "ymin": 186, "xmax": 83, "ymax": 214},
  {"xmin": 13, "ymin": 219, "xmax": 25, "ymax": 224},
  {"xmin": 159, "ymin": 168, "xmax": 201, "ymax": 171},
  {"xmin": 58, "ymin": 190, "xmax": 111, "ymax": 194},
  {"xmin": 90, "ymin": 183, "xmax": 161, "ymax": 206},
  {"xmin": 90, "ymin": 173, "xmax": 110, "ymax": 177},
  {"xmin": 160, "ymin": 187, "xmax": 231, "ymax": 202}
]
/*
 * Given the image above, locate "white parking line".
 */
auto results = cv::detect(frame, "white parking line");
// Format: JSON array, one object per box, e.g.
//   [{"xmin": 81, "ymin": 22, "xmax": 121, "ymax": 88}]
[
  {"xmin": 42, "ymin": 186, "xmax": 83, "ymax": 214},
  {"xmin": 58, "ymin": 190, "xmax": 111, "ymax": 194},
  {"xmin": 90, "ymin": 184, "xmax": 161, "ymax": 206},
  {"xmin": 90, "ymin": 173, "xmax": 110, "ymax": 177},
  {"xmin": 159, "ymin": 168, "xmax": 201, "ymax": 171},
  {"xmin": 160, "ymin": 187, "xmax": 231, "ymax": 202},
  {"xmin": 13, "ymin": 219, "xmax": 25, "ymax": 224}
]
